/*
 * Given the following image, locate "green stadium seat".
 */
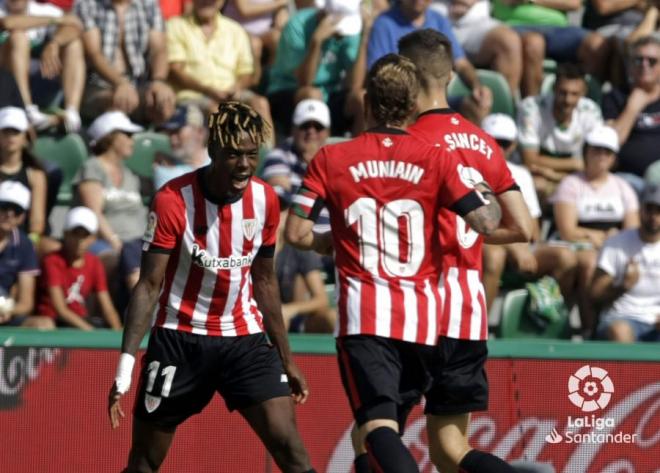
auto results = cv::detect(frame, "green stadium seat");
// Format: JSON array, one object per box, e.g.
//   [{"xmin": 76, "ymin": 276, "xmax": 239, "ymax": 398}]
[
  {"xmin": 32, "ymin": 133, "xmax": 88, "ymax": 206},
  {"xmin": 447, "ymin": 69, "xmax": 515, "ymax": 117},
  {"xmin": 498, "ymin": 288, "xmax": 571, "ymax": 339},
  {"xmin": 124, "ymin": 132, "xmax": 171, "ymax": 179},
  {"xmin": 540, "ymin": 73, "xmax": 603, "ymax": 106}
]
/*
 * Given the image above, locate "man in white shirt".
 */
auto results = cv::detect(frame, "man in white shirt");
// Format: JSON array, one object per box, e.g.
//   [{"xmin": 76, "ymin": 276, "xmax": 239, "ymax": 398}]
[
  {"xmin": 517, "ymin": 63, "xmax": 602, "ymax": 204},
  {"xmin": 591, "ymin": 183, "xmax": 660, "ymax": 342},
  {"xmin": 481, "ymin": 113, "xmax": 578, "ymax": 313},
  {"xmin": 0, "ymin": 0, "xmax": 85, "ymax": 131}
]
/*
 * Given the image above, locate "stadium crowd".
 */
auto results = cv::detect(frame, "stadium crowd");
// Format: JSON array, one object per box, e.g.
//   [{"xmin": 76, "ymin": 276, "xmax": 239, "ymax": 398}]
[{"xmin": 0, "ymin": 0, "xmax": 659, "ymax": 343}]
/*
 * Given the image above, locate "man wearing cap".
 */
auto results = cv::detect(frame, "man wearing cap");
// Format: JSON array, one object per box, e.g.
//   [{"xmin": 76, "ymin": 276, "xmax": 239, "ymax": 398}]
[
  {"xmin": 166, "ymin": 0, "xmax": 274, "ymax": 130},
  {"xmin": 591, "ymin": 183, "xmax": 660, "ymax": 342},
  {"xmin": 153, "ymin": 104, "xmax": 210, "ymax": 189},
  {"xmin": 481, "ymin": 113, "xmax": 579, "ymax": 312},
  {"xmin": 0, "ymin": 180, "xmax": 51, "ymax": 328},
  {"xmin": 35, "ymin": 206, "xmax": 122, "ymax": 330},
  {"xmin": 266, "ymin": 0, "xmax": 365, "ymax": 136}
]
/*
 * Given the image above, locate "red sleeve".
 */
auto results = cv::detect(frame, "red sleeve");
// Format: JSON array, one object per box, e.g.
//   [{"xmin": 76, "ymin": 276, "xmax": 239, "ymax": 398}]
[
  {"xmin": 91, "ymin": 254, "xmax": 108, "ymax": 292},
  {"xmin": 260, "ymin": 184, "xmax": 280, "ymax": 249},
  {"xmin": 142, "ymin": 186, "xmax": 185, "ymax": 252},
  {"xmin": 42, "ymin": 254, "xmax": 64, "ymax": 288}
]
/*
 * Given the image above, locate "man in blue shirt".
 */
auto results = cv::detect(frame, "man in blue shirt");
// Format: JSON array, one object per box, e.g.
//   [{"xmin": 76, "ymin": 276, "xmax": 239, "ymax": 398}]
[{"xmin": 367, "ymin": 0, "xmax": 492, "ymax": 123}]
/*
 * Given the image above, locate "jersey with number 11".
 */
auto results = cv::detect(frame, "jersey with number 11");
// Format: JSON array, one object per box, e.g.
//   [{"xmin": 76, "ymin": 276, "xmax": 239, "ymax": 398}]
[{"xmin": 297, "ymin": 128, "xmax": 483, "ymax": 345}]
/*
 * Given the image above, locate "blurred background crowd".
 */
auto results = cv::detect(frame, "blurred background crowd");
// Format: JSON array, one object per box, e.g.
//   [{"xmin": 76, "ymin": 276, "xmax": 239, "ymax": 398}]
[{"xmin": 0, "ymin": 0, "xmax": 659, "ymax": 343}]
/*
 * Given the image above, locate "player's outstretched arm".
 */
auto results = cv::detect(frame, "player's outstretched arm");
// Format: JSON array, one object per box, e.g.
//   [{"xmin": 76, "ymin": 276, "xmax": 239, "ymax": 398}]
[
  {"xmin": 251, "ymin": 255, "xmax": 310, "ymax": 405},
  {"xmin": 108, "ymin": 251, "xmax": 170, "ymax": 429},
  {"xmin": 462, "ymin": 182, "xmax": 502, "ymax": 236}
]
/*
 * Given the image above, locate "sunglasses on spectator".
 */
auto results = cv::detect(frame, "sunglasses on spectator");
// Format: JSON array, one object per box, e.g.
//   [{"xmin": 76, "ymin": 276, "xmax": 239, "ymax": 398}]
[
  {"xmin": 633, "ymin": 55, "xmax": 659, "ymax": 67},
  {"xmin": 298, "ymin": 121, "xmax": 325, "ymax": 131},
  {"xmin": 495, "ymin": 139, "xmax": 514, "ymax": 149},
  {"xmin": 0, "ymin": 202, "xmax": 25, "ymax": 215}
]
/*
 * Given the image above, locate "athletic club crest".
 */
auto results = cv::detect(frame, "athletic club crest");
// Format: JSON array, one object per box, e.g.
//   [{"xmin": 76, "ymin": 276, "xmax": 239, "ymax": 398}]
[
  {"xmin": 144, "ymin": 393, "xmax": 161, "ymax": 413},
  {"xmin": 242, "ymin": 219, "xmax": 257, "ymax": 241}
]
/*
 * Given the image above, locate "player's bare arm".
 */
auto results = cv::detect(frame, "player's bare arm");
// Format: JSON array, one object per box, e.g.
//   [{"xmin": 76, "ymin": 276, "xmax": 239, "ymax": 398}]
[
  {"xmin": 484, "ymin": 190, "xmax": 534, "ymax": 245},
  {"xmin": 284, "ymin": 213, "xmax": 333, "ymax": 255},
  {"xmin": 108, "ymin": 251, "xmax": 170, "ymax": 429},
  {"xmin": 462, "ymin": 182, "xmax": 502, "ymax": 236},
  {"xmin": 251, "ymin": 255, "xmax": 310, "ymax": 405}
]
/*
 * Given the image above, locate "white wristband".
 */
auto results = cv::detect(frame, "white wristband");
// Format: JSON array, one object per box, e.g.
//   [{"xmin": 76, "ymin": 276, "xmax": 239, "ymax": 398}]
[{"xmin": 114, "ymin": 353, "xmax": 135, "ymax": 394}]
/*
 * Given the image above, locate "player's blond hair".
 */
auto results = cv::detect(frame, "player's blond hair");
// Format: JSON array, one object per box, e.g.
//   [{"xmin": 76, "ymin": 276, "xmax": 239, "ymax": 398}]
[
  {"xmin": 366, "ymin": 54, "xmax": 420, "ymax": 127},
  {"xmin": 207, "ymin": 101, "xmax": 271, "ymax": 154}
]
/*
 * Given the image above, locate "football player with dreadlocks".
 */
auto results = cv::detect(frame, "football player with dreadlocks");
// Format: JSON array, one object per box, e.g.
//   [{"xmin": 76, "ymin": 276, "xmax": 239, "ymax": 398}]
[{"xmin": 108, "ymin": 101, "xmax": 316, "ymax": 473}]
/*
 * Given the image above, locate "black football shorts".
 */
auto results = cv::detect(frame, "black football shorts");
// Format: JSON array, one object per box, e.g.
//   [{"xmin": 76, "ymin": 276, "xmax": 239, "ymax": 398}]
[
  {"xmin": 134, "ymin": 328, "xmax": 291, "ymax": 428},
  {"xmin": 425, "ymin": 336, "xmax": 489, "ymax": 415},
  {"xmin": 336, "ymin": 335, "xmax": 435, "ymax": 430}
]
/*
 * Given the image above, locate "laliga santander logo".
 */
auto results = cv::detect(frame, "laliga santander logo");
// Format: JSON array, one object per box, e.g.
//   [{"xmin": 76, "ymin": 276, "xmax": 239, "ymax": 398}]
[{"xmin": 568, "ymin": 364, "xmax": 615, "ymax": 412}]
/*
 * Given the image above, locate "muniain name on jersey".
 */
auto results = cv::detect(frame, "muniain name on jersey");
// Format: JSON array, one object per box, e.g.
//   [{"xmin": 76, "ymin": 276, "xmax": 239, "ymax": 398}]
[{"xmin": 349, "ymin": 160, "xmax": 425, "ymax": 184}]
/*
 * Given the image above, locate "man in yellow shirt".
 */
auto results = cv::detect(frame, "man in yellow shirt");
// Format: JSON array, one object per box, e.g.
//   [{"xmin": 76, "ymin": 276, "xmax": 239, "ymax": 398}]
[{"xmin": 167, "ymin": 0, "xmax": 273, "ymax": 130}]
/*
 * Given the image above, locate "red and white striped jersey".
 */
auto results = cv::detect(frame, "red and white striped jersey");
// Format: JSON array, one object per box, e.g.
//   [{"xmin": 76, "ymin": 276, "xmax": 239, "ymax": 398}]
[
  {"xmin": 408, "ymin": 109, "xmax": 517, "ymax": 340},
  {"xmin": 296, "ymin": 127, "xmax": 486, "ymax": 345},
  {"xmin": 142, "ymin": 170, "xmax": 279, "ymax": 336}
]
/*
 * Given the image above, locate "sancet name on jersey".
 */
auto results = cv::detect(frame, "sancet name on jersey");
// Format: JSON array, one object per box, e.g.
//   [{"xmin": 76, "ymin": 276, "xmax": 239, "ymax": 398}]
[
  {"xmin": 444, "ymin": 132, "xmax": 494, "ymax": 160},
  {"xmin": 191, "ymin": 244, "xmax": 253, "ymax": 270},
  {"xmin": 349, "ymin": 160, "xmax": 425, "ymax": 184}
]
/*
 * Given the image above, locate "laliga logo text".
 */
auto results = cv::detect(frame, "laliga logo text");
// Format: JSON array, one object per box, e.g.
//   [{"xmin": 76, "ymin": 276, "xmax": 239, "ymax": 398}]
[{"xmin": 544, "ymin": 365, "xmax": 638, "ymax": 446}]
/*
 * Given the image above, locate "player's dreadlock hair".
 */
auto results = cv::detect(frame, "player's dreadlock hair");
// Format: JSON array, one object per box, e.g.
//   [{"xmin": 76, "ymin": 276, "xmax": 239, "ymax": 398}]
[
  {"xmin": 207, "ymin": 101, "xmax": 271, "ymax": 157},
  {"xmin": 366, "ymin": 53, "xmax": 420, "ymax": 127}
]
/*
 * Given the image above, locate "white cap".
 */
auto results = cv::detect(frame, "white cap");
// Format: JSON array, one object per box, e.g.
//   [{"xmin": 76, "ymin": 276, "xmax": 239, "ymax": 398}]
[
  {"xmin": 0, "ymin": 180, "xmax": 31, "ymax": 210},
  {"xmin": 88, "ymin": 110, "xmax": 143, "ymax": 145},
  {"xmin": 326, "ymin": 0, "xmax": 362, "ymax": 36},
  {"xmin": 585, "ymin": 125, "xmax": 619, "ymax": 153},
  {"xmin": 481, "ymin": 113, "xmax": 517, "ymax": 141},
  {"xmin": 64, "ymin": 206, "xmax": 99, "ymax": 234},
  {"xmin": 292, "ymin": 99, "xmax": 331, "ymax": 128},
  {"xmin": 0, "ymin": 106, "xmax": 29, "ymax": 132}
]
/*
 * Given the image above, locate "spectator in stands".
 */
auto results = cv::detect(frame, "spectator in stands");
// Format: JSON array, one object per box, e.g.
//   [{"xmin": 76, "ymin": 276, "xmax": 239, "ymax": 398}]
[
  {"xmin": 223, "ymin": 0, "xmax": 290, "ymax": 70},
  {"xmin": 36, "ymin": 206, "xmax": 122, "ymax": 330},
  {"xmin": 430, "ymin": 0, "xmax": 522, "ymax": 96},
  {"xmin": 0, "ymin": 106, "xmax": 47, "ymax": 240},
  {"xmin": 582, "ymin": 0, "xmax": 646, "ymax": 87},
  {"xmin": 74, "ymin": 0, "xmax": 175, "ymax": 124},
  {"xmin": 153, "ymin": 103, "xmax": 209, "ymax": 189},
  {"xmin": 517, "ymin": 63, "xmax": 603, "ymax": 205},
  {"xmin": 276, "ymin": 191, "xmax": 333, "ymax": 333},
  {"xmin": 591, "ymin": 183, "xmax": 660, "ymax": 342},
  {"xmin": 492, "ymin": 0, "xmax": 609, "ymax": 97},
  {"xmin": 0, "ymin": 180, "xmax": 52, "ymax": 328},
  {"xmin": 480, "ymin": 113, "xmax": 578, "ymax": 311},
  {"xmin": 166, "ymin": 0, "xmax": 273, "ymax": 132},
  {"xmin": 73, "ymin": 111, "xmax": 148, "ymax": 291},
  {"xmin": 261, "ymin": 98, "xmax": 331, "ymax": 232},
  {"xmin": 267, "ymin": 0, "xmax": 364, "ymax": 137},
  {"xmin": 552, "ymin": 125, "xmax": 640, "ymax": 337},
  {"xmin": 0, "ymin": 0, "xmax": 85, "ymax": 131},
  {"xmin": 603, "ymin": 35, "xmax": 660, "ymax": 194},
  {"xmin": 368, "ymin": 0, "xmax": 492, "ymax": 123}
]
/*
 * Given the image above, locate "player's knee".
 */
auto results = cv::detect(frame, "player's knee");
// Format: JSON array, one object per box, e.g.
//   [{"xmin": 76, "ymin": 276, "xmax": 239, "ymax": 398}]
[{"xmin": 429, "ymin": 441, "xmax": 471, "ymax": 473}]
